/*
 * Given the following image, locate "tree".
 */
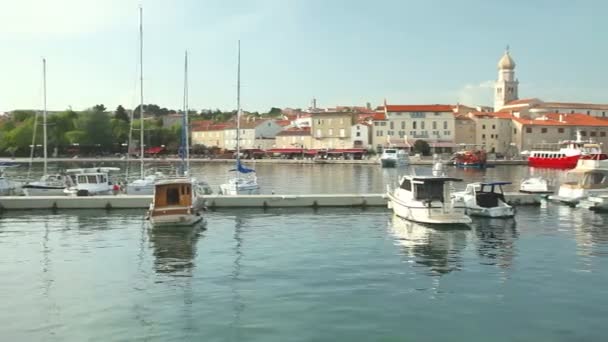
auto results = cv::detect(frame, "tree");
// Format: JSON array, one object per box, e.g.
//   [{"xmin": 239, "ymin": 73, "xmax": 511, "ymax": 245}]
[
  {"xmin": 78, "ymin": 110, "xmax": 113, "ymax": 147},
  {"xmin": 114, "ymin": 105, "xmax": 130, "ymax": 123},
  {"xmin": 413, "ymin": 140, "xmax": 431, "ymax": 156},
  {"xmin": 93, "ymin": 104, "xmax": 107, "ymax": 113},
  {"xmin": 11, "ymin": 110, "xmax": 36, "ymax": 122},
  {"xmin": 47, "ymin": 110, "xmax": 77, "ymax": 150},
  {"xmin": 111, "ymin": 118, "xmax": 130, "ymax": 144},
  {"xmin": 268, "ymin": 107, "xmax": 282, "ymax": 117}
]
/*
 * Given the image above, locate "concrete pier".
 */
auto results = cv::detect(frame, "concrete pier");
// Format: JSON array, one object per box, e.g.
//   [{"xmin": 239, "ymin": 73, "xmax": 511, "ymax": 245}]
[{"xmin": 0, "ymin": 192, "xmax": 540, "ymax": 211}]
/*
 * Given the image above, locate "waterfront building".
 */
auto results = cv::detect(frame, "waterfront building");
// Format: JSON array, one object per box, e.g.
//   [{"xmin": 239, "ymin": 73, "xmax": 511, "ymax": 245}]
[
  {"xmin": 467, "ymin": 111, "xmax": 514, "ymax": 154},
  {"xmin": 454, "ymin": 114, "xmax": 476, "ymax": 146},
  {"xmin": 275, "ymin": 127, "xmax": 313, "ymax": 149},
  {"xmin": 510, "ymin": 113, "xmax": 608, "ymax": 151},
  {"xmin": 373, "ymin": 104, "xmax": 457, "ymax": 153},
  {"xmin": 351, "ymin": 122, "xmax": 372, "ymax": 150},
  {"xmin": 224, "ymin": 119, "xmax": 284, "ymax": 150},
  {"xmin": 191, "ymin": 123, "xmax": 228, "ymax": 149},
  {"xmin": 310, "ymin": 111, "xmax": 356, "ymax": 149}
]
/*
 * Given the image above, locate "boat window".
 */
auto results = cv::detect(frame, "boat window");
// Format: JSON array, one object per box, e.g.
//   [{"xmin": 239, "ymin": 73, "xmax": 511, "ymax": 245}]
[
  {"xmin": 77, "ymin": 175, "xmax": 87, "ymax": 184},
  {"xmin": 186, "ymin": 186, "xmax": 191, "ymax": 195},
  {"xmin": 400, "ymin": 179, "xmax": 412, "ymax": 191},
  {"xmin": 166, "ymin": 187, "xmax": 180, "ymax": 205},
  {"xmin": 414, "ymin": 181, "xmax": 444, "ymax": 202},
  {"xmin": 100, "ymin": 175, "xmax": 107, "ymax": 183},
  {"xmin": 88, "ymin": 175, "xmax": 97, "ymax": 183},
  {"xmin": 583, "ymin": 172, "xmax": 608, "ymax": 187},
  {"xmin": 385, "ymin": 149, "xmax": 396, "ymax": 154}
]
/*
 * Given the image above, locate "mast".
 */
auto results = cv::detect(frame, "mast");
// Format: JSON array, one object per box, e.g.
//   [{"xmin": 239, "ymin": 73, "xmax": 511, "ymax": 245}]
[
  {"xmin": 139, "ymin": 5, "xmax": 144, "ymax": 180},
  {"xmin": 183, "ymin": 50, "xmax": 190, "ymax": 175},
  {"xmin": 236, "ymin": 40, "xmax": 241, "ymax": 164},
  {"xmin": 42, "ymin": 58, "xmax": 48, "ymax": 175}
]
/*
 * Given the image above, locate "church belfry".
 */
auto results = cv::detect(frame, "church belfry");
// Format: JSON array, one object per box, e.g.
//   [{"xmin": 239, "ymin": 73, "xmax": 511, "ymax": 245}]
[{"xmin": 494, "ymin": 47, "xmax": 519, "ymax": 110}]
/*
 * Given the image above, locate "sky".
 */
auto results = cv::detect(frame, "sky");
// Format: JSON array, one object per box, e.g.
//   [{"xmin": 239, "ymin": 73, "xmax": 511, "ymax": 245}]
[{"xmin": 1, "ymin": 0, "xmax": 606, "ymax": 113}]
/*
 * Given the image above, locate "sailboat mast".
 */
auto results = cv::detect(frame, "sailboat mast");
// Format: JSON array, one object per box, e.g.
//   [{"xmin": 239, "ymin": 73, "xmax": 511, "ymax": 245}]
[
  {"xmin": 236, "ymin": 40, "xmax": 241, "ymax": 162},
  {"xmin": 183, "ymin": 50, "xmax": 190, "ymax": 174},
  {"xmin": 42, "ymin": 58, "xmax": 48, "ymax": 175},
  {"xmin": 139, "ymin": 5, "xmax": 144, "ymax": 180}
]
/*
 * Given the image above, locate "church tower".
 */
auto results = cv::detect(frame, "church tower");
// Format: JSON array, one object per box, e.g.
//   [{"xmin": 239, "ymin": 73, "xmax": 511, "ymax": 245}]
[{"xmin": 494, "ymin": 48, "xmax": 519, "ymax": 110}]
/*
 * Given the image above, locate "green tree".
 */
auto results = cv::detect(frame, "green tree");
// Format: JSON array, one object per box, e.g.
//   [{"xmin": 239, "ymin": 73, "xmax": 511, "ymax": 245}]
[
  {"xmin": 65, "ymin": 130, "xmax": 87, "ymax": 145},
  {"xmin": 47, "ymin": 109, "xmax": 77, "ymax": 150},
  {"xmin": 413, "ymin": 140, "xmax": 431, "ymax": 156},
  {"xmin": 11, "ymin": 110, "xmax": 36, "ymax": 122},
  {"xmin": 93, "ymin": 104, "xmax": 107, "ymax": 113},
  {"xmin": 111, "ymin": 118, "xmax": 130, "ymax": 144},
  {"xmin": 114, "ymin": 105, "xmax": 130, "ymax": 122},
  {"xmin": 268, "ymin": 107, "xmax": 282, "ymax": 117},
  {"xmin": 78, "ymin": 110, "xmax": 113, "ymax": 147}
]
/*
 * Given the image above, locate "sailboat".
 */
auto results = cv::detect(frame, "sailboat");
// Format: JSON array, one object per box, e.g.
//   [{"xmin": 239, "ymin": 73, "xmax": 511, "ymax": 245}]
[
  {"xmin": 23, "ymin": 58, "xmax": 72, "ymax": 196},
  {"xmin": 126, "ymin": 6, "xmax": 165, "ymax": 195},
  {"xmin": 147, "ymin": 51, "xmax": 207, "ymax": 227},
  {"xmin": 219, "ymin": 41, "xmax": 260, "ymax": 196}
]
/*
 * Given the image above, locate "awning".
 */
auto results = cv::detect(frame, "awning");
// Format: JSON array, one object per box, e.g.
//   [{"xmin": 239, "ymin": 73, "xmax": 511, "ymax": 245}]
[
  {"xmin": 266, "ymin": 148, "xmax": 304, "ymax": 154},
  {"xmin": 145, "ymin": 146, "xmax": 165, "ymax": 154},
  {"xmin": 331, "ymin": 148, "xmax": 367, "ymax": 154}
]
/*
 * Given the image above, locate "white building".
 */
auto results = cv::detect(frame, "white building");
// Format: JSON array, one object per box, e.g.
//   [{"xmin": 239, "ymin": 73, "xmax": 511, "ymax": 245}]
[
  {"xmin": 351, "ymin": 122, "xmax": 371, "ymax": 149},
  {"xmin": 224, "ymin": 119, "xmax": 284, "ymax": 150}
]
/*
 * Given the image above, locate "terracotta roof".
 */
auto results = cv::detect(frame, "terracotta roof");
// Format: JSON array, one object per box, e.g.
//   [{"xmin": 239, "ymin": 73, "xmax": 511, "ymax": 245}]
[
  {"xmin": 541, "ymin": 102, "xmax": 608, "ymax": 110},
  {"xmin": 513, "ymin": 113, "xmax": 608, "ymax": 127},
  {"xmin": 192, "ymin": 123, "xmax": 229, "ymax": 131},
  {"xmin": 373, "ymin": 112, "xmax": 386, "ymax": 120},
  {"xmin": 469, "ymin": 111, "xmax": 513, "ymax": 119},
  {"xmin": 384, "ymin": 104, "xmax": 453, "ymax": 112},
  {"xmin": 505, "ymin": 98, "xmax": 541, "ymax": 106},
  {"xmin": 275, "ymin": 120, "xmax": 291, "ymax": 127},
  {"xmin": 454, "ymin": 114, "xmax": 473, "ymax": 121},
  {"xmin": 276, "ymin": 127, "xmax": 311, "ymax": 136}
]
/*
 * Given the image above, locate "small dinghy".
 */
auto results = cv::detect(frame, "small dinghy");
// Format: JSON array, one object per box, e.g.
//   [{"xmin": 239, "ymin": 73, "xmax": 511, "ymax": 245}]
[{"xmin": 453, "ymin": 181, "xmax": 515, "ymax": 218}]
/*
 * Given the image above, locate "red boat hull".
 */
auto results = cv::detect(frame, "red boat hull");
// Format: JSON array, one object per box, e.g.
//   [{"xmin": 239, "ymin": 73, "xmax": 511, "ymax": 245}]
[
  {"xmin": 528, "ymin": 154, "xmax": 608, "ymax": 169},
  {"xmin": 528, "ymin": 155, "xmax": 579, "ymax": 169}
]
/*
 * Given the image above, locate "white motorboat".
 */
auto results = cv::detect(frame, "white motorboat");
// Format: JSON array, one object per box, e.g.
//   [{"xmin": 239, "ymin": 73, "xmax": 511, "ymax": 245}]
[
  {"xmin": 519, "ymin": 177, "xmax": 553, "ymax": 194},
  {"xmin": 579, "ymin": 192, "xmax": 608, "ymax": 212},
  {"xmin": 219, "ymin": 41, "xmax": 260, "ymax": 195},
  {"xmin": 23, "ymin": 174, "xmax": 73, "ymax": 196},
  {"xmin": 548, "ymin": 158, "xmax": 608, "ymax": 205},
  {"xmin": 63, "ymin": 167, "xmax": 121, "ymax": 196},
  {"xmin": 126, "ymin": 172, "xmax": 166, "ymax": 195},
  {"xmin": 452, "ymin": 181, "xmax": 515, "ymax": 218},
  {"xmin": 147, "ymin": 50, "xmax": 207, "ymax": 227},
  {"xmin": 387, "ymin": 172, "xmax": 471, "ymax": 225},
  {"xmin": 380, "ymin": 148, "xmax": 409, "ymax": 168}
]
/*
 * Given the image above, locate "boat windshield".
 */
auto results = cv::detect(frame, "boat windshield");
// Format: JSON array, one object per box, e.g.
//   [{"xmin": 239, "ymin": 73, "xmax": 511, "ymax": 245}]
[
  {"xmin": 384, "ymin": 149, "xmax": 396, "ymax": 154},
  {"xmin": 414, "ymin": 181, "xmax": 445, "ymax": 202},
  {"xmin": 565, "ymin": 171, "xmax": 608, "ymax": 188}
]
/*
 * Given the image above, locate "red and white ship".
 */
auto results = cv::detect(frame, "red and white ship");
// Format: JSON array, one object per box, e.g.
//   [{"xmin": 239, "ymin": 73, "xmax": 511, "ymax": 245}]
[{"xmin": 526, "ymin": 133, "xmax": 608, "ymax": 169}]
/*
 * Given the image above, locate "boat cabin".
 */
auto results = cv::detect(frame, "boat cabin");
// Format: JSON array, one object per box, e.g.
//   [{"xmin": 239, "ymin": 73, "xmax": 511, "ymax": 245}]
[
  {"xmin": 152, "ymin": 180, "xmax": 193, "ymax": 209},
  {"xmin": 463, "ymin": 181, "xmax": 509, "ymax": 208},
  {"xmin": 400, "ymin": 176, "xmax": 463, "ymax": 203}
]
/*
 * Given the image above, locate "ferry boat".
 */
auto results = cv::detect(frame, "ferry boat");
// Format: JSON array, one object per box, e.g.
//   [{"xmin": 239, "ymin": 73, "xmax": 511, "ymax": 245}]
[
  {"xmin": 452, "ymin": 144, "xmax": 487, "ymax": 168},
  {"xmin": 452, "ymin": 181, "xmax": 515, "ymax": 218},
  {"xmin": 379, "ymin": 148, "xmax": 409, "ymax": 168},
  {"xmin": 526, "ymin": 133, "xmax": 607, "ymax": 169},
  {"xmin": 548, "ymin": 158, "xmax": 608, "ymax": 205},
  {"xmin": 387, "ymin": 172, "xmax": 471, "ymax": 225}
]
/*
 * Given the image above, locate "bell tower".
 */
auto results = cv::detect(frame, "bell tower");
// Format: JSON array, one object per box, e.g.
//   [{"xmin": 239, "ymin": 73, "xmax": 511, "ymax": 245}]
[{"xmin": 494, "ymin": 46, "xmax": 519, "ymax": 110}]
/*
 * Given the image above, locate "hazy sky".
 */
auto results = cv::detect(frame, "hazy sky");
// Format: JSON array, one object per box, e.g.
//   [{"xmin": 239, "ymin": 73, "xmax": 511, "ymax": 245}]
[{"xmin": 1, "ymin": 0, "xmax": 606, "ymax": 113}]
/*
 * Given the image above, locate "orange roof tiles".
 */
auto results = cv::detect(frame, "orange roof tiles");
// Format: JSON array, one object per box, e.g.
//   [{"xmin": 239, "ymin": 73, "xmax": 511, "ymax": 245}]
[
  {"xmin": 512, "ymin": 113, "xmax": 608, "ymax": 127},
  {"xmin": 373, "ymin": 112, "xmax": 386, "ymax": 120},
  {"xmin": 384, "ymin": 105, "xmax": 453, "ymax": 112},
  {"xmin": 276, "ymin": 127, "xmax": 310, "ymax": 136}
]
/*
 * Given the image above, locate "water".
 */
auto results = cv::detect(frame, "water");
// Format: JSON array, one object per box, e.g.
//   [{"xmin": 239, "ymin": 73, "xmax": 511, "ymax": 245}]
[{"xmin": 2, "ymin": 164, "xmax": 608, "ymax": 341}]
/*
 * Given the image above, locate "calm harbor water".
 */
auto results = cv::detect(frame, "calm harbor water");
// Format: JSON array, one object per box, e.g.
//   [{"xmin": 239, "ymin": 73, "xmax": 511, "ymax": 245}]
[{"xmin": 2, "ymin": 163, "xmax": 608, "ymax": 341}]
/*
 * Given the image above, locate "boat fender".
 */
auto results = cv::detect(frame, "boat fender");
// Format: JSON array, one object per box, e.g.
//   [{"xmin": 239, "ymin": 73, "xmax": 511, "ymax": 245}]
[
  {"xmin": 361, "ymin": 199, "xmax": 367, "ymax": 208},
  {"xmin": 105, "ymin": 202, "xmax": 112, "ymax": 211},
  {"xmin": 263, "ymin": 201, "xmax": 268, "ymax": 209},
  {"xmin": 51, "ymin": 202, "xmax": 58, "ymax": 212},
  {"xmin": 312, "ymin": 200, "xmax": 318, "ymax": 209}
]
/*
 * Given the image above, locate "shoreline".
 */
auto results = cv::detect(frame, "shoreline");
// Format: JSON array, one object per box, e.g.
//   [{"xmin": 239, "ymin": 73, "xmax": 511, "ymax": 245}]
[{"xmin": 3, "ymin": 157, "xmax": 528, "ymax": 166}]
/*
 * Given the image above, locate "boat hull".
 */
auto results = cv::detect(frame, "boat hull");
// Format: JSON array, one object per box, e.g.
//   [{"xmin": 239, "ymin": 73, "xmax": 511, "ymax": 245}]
[
  {"xmin": 381, "ymin": 159, "xmax": 397, "ymax": 168},
  {"xmin": 219, "ymin": 184, "xmax": 260, "ymax": 195},
  {"xmin": 22, "ymin": 185, "xmax": 66, "ymax": 196},
  {"xmin": 465, "ymin": 206, "xmax": 515, "ymax": 218},
  {"xmin": 149, "ymin": 213, "xmax": 203, "ymax": 227},
  {"xmin": 387, "ymin": 192, "xmax": 471, "ymax": 225},
  {"xmin": 528, "ymin": 155, "xmax": 579, "ymax": 169},
  {"xmin": 126, "ymin": 184, "xmax": 154, "ymax": 195}
]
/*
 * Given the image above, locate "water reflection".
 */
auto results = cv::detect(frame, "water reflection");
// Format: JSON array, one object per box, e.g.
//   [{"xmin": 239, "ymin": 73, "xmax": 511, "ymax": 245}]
[
  {"xmin": 389, "ymin": 215, "xmax": 468, "ymax": 276},
  {"xmin": 569, "ymin": 209, "xmax": 608, "ymax": 258},
  {"xmin": 472, "ymin": 218, "xmax": 518, "ymax": 269},
  {"xmin": 147, "ymin": 224, "xmax": 203, "ymax": 276}
]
